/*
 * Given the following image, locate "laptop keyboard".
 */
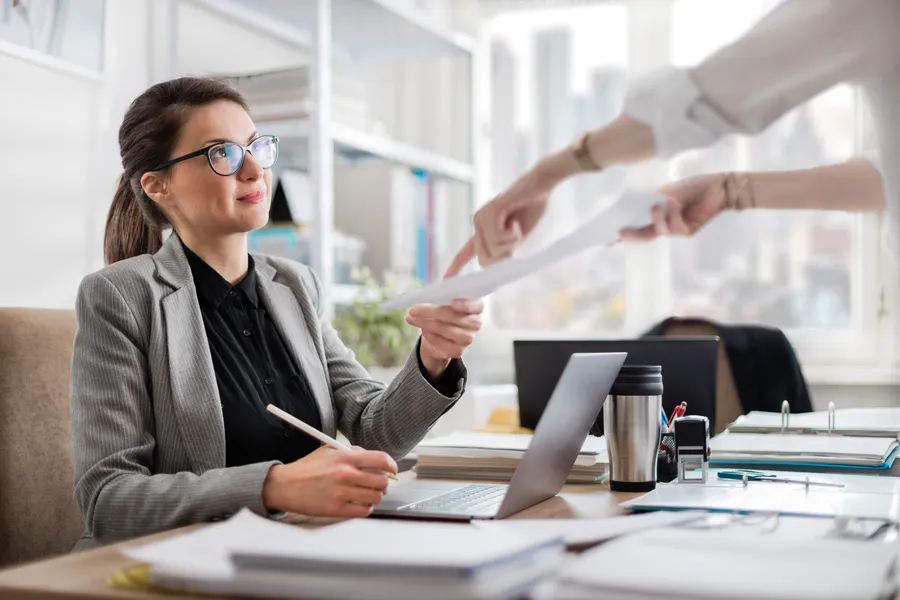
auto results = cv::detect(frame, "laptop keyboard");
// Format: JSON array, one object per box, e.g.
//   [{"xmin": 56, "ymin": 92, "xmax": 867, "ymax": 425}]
[{"xmin": 402, "ymin": 484, "xmax": 507, "ymax": 514}]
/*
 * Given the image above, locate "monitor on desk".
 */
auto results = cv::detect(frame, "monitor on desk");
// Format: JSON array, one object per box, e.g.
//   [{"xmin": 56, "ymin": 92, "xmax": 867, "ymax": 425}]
[{"xmin": 514, "ymin": 338, "xmax": 719, "ymax": 434}]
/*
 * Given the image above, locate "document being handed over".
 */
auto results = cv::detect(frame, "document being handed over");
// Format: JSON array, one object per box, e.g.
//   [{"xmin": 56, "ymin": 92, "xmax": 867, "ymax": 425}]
[{"xmin": 380, "ymin": 191, "xmax": 665, "ymax": 311}]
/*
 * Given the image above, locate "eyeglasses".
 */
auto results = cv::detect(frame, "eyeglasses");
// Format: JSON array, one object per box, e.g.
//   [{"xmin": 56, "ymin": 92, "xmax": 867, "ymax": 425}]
[{"xmin": 149, "ymin": 134, "xmax": 279, "ymax": 176}]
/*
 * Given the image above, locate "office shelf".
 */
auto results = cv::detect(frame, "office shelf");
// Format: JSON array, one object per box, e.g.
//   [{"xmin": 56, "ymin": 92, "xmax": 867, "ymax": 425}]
[
  {"xmin": 166, "ymin": 0, "xmax": 482, "ymax": 317},
  {"xmin": 266, "ymin": 119, "xmax": 475, "ymax": 183},
  {"xmin": 186, "ymin": 0, "xmax": 473, "ymax": 61}
]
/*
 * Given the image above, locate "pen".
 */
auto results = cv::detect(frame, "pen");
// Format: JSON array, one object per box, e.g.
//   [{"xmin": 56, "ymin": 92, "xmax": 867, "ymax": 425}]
[
  {"xmin": 660, "ymin": 407, "xmax": 669, "ymax": 430},
  {"xmin": 668, "ymin": 402, "xmax": 685, "ymax": 426},
  {"xmin": 266, "ymin": 404, "xmax": 398, "ymax": 481},
  {"xmin": 717, "ymin": 469, "xmax": 843, "ymax": 488}
]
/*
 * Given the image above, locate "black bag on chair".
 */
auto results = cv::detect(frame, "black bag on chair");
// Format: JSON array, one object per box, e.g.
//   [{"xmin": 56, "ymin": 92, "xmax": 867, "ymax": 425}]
[{"xmin": 643, "ymin": 317, "xmax": 813, "ymax": 416}]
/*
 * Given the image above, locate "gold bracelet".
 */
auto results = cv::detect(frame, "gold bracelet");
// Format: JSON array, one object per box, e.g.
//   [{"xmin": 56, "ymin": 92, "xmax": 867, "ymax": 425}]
[{"xmin": 571, "ymin": 132, "xmax": 603, "ymax": 172}]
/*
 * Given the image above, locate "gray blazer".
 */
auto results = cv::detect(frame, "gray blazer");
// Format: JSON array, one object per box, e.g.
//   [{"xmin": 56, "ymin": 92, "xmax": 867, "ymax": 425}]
[{"xmin": 69, "ymin": 234, "xmax": 466, "ymax": 551}]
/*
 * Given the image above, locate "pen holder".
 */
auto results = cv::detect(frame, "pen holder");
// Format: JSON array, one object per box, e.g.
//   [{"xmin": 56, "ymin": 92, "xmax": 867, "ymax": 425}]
[{"xmin": 657, "ymin": 432, "xmax": 677, "ymax": 483}]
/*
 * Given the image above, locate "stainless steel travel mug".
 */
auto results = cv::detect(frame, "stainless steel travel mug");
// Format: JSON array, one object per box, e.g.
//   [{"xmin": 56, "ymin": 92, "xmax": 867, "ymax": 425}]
[{"xmin": 603, "ymin": 365, "xmax": 663, "ymax": 492}]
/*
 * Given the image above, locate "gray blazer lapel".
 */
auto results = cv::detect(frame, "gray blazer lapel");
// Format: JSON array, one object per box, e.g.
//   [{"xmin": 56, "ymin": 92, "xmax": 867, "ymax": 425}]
[
  {"xmin": 256, "ymin": 270, "xmax": 336, "ymax": 437},
  {"xmin": 154, "ymin": 235, "xmax": 226, "ymax": 471}
]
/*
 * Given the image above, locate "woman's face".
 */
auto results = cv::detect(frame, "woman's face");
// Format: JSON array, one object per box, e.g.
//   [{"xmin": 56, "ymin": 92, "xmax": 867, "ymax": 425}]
[{"xmin": 155, "ymin": 100, "xmax": 272, "ymax": 240}]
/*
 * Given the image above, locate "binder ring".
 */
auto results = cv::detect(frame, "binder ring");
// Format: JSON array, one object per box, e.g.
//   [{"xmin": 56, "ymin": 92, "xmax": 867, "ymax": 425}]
[
  {"xmin": 781, "ymin": 400, "xmax": 790, "ymax": 432},
  {"xmin": 827, "ymin": 402, "xmax": 835, "ymax": 433}
]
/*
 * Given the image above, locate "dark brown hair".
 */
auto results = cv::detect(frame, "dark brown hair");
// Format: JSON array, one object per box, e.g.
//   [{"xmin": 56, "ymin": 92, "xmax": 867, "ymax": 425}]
[{"xmin": 104, "ymin": 77, "xmax": 249, "ymax": 264}]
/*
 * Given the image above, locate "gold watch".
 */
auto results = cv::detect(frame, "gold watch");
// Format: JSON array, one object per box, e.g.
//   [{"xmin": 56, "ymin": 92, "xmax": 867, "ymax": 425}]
[{"xmin": 571, "ymin": 132, "xmax": 602, "ymax": 172}]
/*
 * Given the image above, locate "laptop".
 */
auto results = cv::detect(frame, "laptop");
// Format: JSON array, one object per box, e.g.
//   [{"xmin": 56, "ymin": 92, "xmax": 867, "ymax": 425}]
[
  {"xmin": 371, "ymin": 352, "xmax": 626, "ymax": 521},
  {"xmin": 514, "ymin": 338, "xmax": 719, "ymax": 434}
]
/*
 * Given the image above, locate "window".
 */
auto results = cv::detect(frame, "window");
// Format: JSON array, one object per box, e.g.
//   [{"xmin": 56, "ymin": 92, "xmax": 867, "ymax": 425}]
[
  {"xmin": 487, "ymin": 3, "xmax": 629, "ymax": 333},
  {"xmin": 0, "ymin": 0, "xmax": 106, "ymax": 73},
  {"xmin": 474, "ymin": 0, "xmax": 888, "ymax": 384},
  {"xmin": 668, "ymin": 0, "xmax": 858, "ymax": 333}
]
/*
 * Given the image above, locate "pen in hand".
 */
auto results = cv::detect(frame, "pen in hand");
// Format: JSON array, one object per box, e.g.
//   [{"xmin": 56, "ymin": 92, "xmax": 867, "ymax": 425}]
[{"xmin": 266, "ymin": 404, "xmax": 398, "ymax": 481}]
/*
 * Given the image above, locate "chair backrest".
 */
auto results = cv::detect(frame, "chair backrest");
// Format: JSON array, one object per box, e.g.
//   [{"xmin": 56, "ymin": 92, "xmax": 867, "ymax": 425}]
[
  {"xmin": 0, "ymin": 308, "xmax": 83, "ymax": 567},
  {"xmin": 651, "ymin": 320, "xmax": 743, "ymax": 434}
]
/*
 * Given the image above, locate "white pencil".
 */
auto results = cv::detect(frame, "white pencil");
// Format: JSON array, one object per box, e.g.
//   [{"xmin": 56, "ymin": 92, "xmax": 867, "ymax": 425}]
[{"xmin": 266, "ymin": 404, "xmax": 397, "ymax": 480}]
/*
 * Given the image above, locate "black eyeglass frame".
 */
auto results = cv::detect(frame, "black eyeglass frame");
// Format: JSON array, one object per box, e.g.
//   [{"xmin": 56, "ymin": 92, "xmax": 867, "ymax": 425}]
[{"xmin": 148, "ymin": 134, "xmax": 280, "ymax": 176}]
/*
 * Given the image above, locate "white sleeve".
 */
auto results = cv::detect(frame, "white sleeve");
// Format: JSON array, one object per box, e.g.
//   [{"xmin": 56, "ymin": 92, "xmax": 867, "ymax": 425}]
[{"xmin": 623, "ymin": 0, "xmax": 900, "ymax": 158}]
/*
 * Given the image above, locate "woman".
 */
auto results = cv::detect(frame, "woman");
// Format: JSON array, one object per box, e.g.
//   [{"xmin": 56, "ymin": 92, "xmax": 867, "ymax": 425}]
[
  {"xmin": 451, "ymin": 0, "xmax": 899, "ymax": 269},
  {"xmin": 70, "ymin": 77, "xmax": 482, "ymax": 550}
]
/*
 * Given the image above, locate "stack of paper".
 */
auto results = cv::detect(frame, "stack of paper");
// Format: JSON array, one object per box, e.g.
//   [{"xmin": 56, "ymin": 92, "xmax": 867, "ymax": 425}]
[
  {"xmin": 728, "ymin": 407, "xmax": 900, "ymax": 437},
  {"xmin": 413, "ymin": 432, "xmax": 608, "ymax": 483},
  {"xmin": 547, "ymin": 528, "xmax": 897, "ymax": 600},
  {"xmin": 123, "ymin": 510, "xmax": 566, "ymax": 600},
  {"xmin": 709, "ymin": 431, "xmax": 899, "ymax": 469}
]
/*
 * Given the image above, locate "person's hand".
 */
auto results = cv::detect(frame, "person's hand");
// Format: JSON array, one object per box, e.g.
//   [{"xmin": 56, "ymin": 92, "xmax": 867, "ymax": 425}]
[
  {"xmin": 406, "ymin": 298, "xmax": 484, "ymax": 379},
  {"xmin": 447, "ymin": 167, "xmax": 555, "ymax": 273},
  {"xmin": 262, "ymin": 446, "xmax": 397, "ymax": 518},
  {"xmin": 619, "ymin": 173, "xmax": 732, "ymax": 242}
]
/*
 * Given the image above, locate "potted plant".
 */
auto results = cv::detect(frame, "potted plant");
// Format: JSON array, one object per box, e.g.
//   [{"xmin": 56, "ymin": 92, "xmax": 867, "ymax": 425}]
[{"xmin": 332, "ymin": 268, "xmax": 421, "ymax": 383}]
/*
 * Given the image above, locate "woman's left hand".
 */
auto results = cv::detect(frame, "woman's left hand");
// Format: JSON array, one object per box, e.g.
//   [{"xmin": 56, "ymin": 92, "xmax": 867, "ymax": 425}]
[{"xmin": 405, "ymin": 298, "xmax": 484, "ymax": 379}]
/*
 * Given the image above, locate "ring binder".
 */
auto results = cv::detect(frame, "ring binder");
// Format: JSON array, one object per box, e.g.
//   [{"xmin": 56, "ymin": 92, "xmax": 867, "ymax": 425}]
[
  {"xmin": 781, "ymin": 400, "xmax": 790, "ymax": 432},
  {"xmin": 727, "ymin": 407, "xmax": 900, "ymax": 439},
  {"xmin": 828, "ymin": 402, "xmax": 835, "ymax": 434}
]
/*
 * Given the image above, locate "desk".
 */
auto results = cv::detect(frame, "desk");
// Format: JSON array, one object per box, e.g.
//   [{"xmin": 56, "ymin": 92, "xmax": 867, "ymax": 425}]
[{"xmin": 0, "ymin": 474, "xmax": 640, "ymax": 600}]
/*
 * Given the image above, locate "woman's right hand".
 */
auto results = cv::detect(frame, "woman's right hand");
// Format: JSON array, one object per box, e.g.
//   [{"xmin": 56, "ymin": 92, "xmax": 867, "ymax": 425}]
[
  {"xmin": 262, "ymin": 446, "xmax": 397, "ymax": 518},
  {"xmin": 619, "ymin": 172, "xmax": 736, "ymax": 242}
]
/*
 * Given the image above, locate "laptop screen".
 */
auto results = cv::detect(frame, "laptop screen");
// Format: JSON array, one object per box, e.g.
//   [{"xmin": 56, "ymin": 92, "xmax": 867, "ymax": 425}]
[{"xmin": 513, "ymin": 338, "xmax": 719, "ymax": 434}]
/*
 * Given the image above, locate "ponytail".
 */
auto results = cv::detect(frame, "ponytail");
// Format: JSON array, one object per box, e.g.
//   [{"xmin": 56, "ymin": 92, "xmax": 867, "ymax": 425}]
[{"xmin": 103, "ymin": 174, "xmax": 164, "ymax": 265}]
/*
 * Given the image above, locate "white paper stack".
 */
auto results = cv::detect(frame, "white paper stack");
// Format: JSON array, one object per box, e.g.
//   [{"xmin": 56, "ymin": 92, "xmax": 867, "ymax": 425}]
[
  {"xmin": 413, "ymin": 432, "xmax": 608, "ymax": 483},
  {"xmin": 709, "ymin": 431, "xmax": 899, "ymax": 469},
  {"xmin": 546, "ymin": 527, "xmax": 897, "ymax": 600},
  {"xmin": 123, "ymin": 509, "xmax": 567, "ymax": 600}
]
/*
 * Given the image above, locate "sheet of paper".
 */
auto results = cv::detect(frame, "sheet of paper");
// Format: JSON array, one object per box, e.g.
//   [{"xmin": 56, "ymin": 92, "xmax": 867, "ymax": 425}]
[
  {"xmin": 622, "ymin": 482, "xmax": 900, "ymax": 522},
  {"xmin": 471, "ymin": 510, "xmax": 705, "ymax": 549},
  {"xmin": 379, "ymin": 191, "xmax": 665, "ymax": 311},
  {"xmin": 554, "ymin": 528, "xmax": 897, "ymax": 600},
  {"xmin": 121, "ymin": 508, "xmax": 309, "ymax": 581}
]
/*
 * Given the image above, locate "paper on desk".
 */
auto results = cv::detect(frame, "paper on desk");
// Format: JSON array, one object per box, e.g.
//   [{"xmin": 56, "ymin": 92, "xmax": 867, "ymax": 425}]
[
  {"xmin": 553, "ymin": 528, "xmax": 897, "ymax": 600},
  {"xmin": 121, "ymin": 509, "xmax": 308, "ymax": 582},
  {"xmin": 471, "ymin": 510, "xmax": 704, "ymax": 550},
  {"xmin": 379, "ymin": 191, "xmax": 665, "ymax": 311}
]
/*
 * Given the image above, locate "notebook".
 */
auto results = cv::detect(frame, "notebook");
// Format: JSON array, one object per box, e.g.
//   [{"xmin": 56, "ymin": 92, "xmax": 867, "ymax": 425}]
[
  {"xmin": 122, "ymin": 509, "xmax": 566, "ymax": 600},
  {"xmin": 229, "ymin": 518, "xmax": 566, "ymax": 600},
  {"xmin": 728, "ymin": 407, "xmax": 900, "ymax": 437},
  {"xmin": 708, "ymin": 431, "xmax": 899, "ymax": 469},
  {"xmin": 548, "ymin": 527, "xmax": 897, "ymax": 600}
]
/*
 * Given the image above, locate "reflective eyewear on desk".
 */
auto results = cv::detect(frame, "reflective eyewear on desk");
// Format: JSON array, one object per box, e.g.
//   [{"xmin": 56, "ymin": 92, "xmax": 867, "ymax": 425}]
[{"xmin": 717, "ymin": 469, "xmax": 845, "ymax": 488}]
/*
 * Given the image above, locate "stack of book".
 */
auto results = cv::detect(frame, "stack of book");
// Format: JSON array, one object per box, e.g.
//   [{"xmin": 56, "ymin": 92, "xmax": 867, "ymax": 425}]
[
  {"xmin": 413, "ymin": 432, "xmax": 608, "ymax": 483},
  {"xmin": 222, "ymin": 65, "xmax": 370, "ymax": 129},
  {"xmin": 121, "ymin": 509, "xmax": 566, "ymax": 600}
]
